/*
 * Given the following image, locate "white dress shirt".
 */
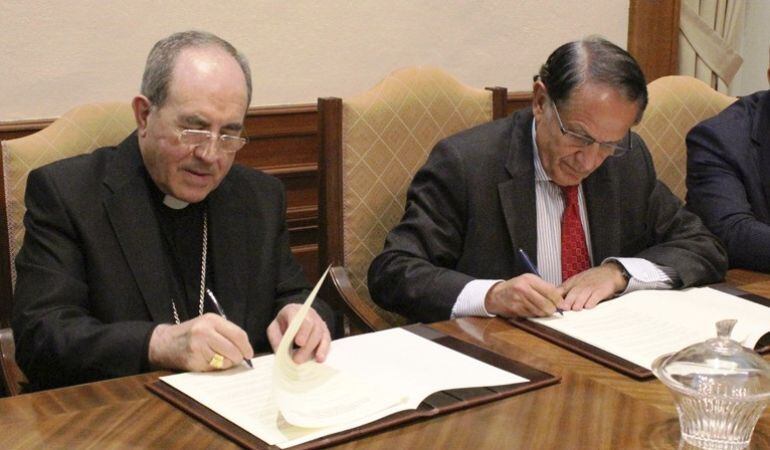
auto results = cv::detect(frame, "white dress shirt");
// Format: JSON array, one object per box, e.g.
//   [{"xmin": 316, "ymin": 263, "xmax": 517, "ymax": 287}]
[{"xmin": 451, "ymin": 120, "xmax": 676, "ymax": 318}]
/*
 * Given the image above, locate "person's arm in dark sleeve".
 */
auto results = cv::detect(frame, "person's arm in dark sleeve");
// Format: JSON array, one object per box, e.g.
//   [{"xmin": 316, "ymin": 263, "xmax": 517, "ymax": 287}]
[
  {"xmin": 368, "ymin": 140, "xmax": 475, "ymax": 323},
  {"xmin": 630, "ymin": 135, "xmax": 727, "ymax": 286},
  {"xmin": 686, "ymin": 124, "xmax": 770, "ymax": 271},
  {"xmin": 12, "ymin": 169, "xmax": 157, "ymax": 391}
]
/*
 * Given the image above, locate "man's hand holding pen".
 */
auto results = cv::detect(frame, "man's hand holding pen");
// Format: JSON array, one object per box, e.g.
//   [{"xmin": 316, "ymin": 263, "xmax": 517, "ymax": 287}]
[
  {"xmin": 484, "ymin": 274, "xmax": 563, "ymax": 318},
  {"xmin": 147, "ymin": 289, "xmax": 256, "ymax": 372},
  {"xmin": 147, "ymin": 314, "xmax": 254, "ymax": 372},
  {"xmin": 484, "ymin": 248, "xmax": 630, "ymax": 318}
]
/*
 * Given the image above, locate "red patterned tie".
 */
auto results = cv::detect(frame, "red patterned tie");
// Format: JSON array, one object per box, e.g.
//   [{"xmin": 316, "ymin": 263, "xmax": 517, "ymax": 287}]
[{"xmin": 560, "ymin": 185, "xmax": 590, "ymax": 281}]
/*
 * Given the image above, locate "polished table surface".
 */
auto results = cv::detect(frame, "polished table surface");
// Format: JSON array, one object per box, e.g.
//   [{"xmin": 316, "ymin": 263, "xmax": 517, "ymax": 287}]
[{"xmin": 2, "ymin": 269, "xmax": 770, "ymax": 449}]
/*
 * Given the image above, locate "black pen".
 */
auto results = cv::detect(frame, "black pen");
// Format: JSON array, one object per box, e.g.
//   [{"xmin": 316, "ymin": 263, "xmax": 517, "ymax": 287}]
[
  {"xmin": 516, "ymin": 248, "xmax": 564, "ymax": 316},
  {"xmin": 206, "ymin": 289, "xmax": 254, "ymax": 368}
]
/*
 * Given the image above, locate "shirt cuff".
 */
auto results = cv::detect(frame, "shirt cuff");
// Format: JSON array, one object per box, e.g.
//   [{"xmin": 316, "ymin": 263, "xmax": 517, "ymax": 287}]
[
  {"xmin": 603, "ymin": 257, "xmax": 677, "ymax": 294},
  {"xmin": 451, "ymin": 279, "xmax": 500, "ymax": 318}
]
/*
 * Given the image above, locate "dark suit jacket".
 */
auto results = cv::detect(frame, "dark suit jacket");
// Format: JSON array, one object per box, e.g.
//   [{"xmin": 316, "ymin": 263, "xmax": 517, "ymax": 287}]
[
  {"xmin": 686, "ymin": 90, "xmax": 770, "ymax": 271},
  {"xmin": 368, "ymin": 108, "xmax": 727, "ymax": 322},
  {"xmin": 12, "ymin": 133, "xmax": 332, "ymax": 390}
]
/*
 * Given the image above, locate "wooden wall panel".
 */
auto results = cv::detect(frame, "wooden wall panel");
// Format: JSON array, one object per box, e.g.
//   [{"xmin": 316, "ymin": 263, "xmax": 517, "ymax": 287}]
[
  {"xmin": 0, "ymin": 1, "xmax": 679, "ymax": 304},
  {"xmin": 237, "ymin": 136, "xmax": 317, "ymax": 169},
  {"xmin": 0, "ymin": 94, "xmax": 531, "ymax": 315},
  {"xmin": 627, "ymin": 0, "xmax": 680, "ymax": 82},
  {"xmin": 0, "ymin": 106, "xmax": 322, "ymax": 326},
  {"xmin": 506, "ymin": 92, "xmax": 533, "ymax": 115}
]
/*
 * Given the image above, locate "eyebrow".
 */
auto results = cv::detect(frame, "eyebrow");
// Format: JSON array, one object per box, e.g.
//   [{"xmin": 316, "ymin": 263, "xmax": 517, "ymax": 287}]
[
  {"xmin": 221, "ymin": 122, "xmax": 244, "ymax": 133},
  {"xmin": 179, "ymin": 115, "xmax": 208, "ymax": 128},
  {"xmin": 566, "ymin": 121, "xmax": 626, "ymax": 145},
  {"xmin": 179, "ymin": 115, "xmax": 244, "ymax": 133},
  {"xmin": 565, "ymin": 123, "xmax": 596, "ymax": 141}
]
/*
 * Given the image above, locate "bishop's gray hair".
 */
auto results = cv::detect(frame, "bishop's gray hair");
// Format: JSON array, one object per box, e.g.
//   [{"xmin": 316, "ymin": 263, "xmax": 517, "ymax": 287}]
[{"xmin": 141, "ymin": 30, "xmax": 252, "ymax": 107}]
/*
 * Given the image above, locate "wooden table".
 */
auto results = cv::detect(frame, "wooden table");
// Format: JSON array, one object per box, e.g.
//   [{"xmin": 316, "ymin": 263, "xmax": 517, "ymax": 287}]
[{"xmin": 1, "ymin": 270, "xmax": 769, "ymax": 449}]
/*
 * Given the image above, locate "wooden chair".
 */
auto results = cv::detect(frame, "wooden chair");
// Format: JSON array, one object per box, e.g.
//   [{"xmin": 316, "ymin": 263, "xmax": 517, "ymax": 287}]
[
  {"xmin": 0, "ymin": 102, "xmax": 135, "ymax": 395},
  {"xmin": 633, "ymin": 75, "xmax": 736, "ymax": 201},
  {"xmin": 318, "ymin": 66, "xmax": 507, "ymax": 334}
]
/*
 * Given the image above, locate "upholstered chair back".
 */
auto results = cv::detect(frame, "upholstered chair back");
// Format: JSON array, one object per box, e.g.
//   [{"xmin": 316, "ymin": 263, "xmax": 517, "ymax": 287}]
[
  {"xmin": 2, "ymin": 102, "xmax": 135, "ymax": 290},
  {"xmin": 319, "ymin": 66, "xmax": 507, "ymax": 331},
  {"xmin": 0, "ymin": 102, "xmax": 133, "ymax": 396},
  {"xmin": 633, "ymin": 75, "xmax": 736, "ymax": 200}
]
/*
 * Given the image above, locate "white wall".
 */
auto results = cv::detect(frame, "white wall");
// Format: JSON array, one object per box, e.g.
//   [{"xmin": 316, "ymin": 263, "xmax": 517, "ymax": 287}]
[
  {"xmin": 733, "ymin": 1, "xmax": 770, "ymax": 95},
  {"xmin": 0, "ymin": 0, "xmax": 629, "ymax": 121}
]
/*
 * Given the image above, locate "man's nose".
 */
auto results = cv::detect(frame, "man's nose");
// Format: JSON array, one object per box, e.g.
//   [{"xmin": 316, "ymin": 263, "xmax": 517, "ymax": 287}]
[
  {"xmin": 193, "ymin": 137, "xmax": 220, "ymax": 162},
  {"xmin": 573, "ymin": 145, "xmax": 607, "ymax": 172}
]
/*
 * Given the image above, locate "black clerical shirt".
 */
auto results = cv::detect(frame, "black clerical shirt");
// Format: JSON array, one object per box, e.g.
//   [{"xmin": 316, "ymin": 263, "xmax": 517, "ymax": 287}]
[{"xmin": 146, "ymin": 172, "xmax": 216, "ymax": 321}]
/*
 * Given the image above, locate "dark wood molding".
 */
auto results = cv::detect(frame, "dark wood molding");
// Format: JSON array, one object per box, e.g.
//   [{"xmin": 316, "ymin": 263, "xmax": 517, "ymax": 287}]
[
  {"xmin": 0, "ymin": 92, "xmax": 535, "ymax": 138},
  {"xmin": 317, "ymin": 97, "xmax": 344, "ymax": 270},
  {"xmin": 506, "ymin": 92, "xmax": 533, "ymax": 115},
  {"xmin": 0, "ymin": 119, "xmax": 53, "ymax": 141},
  {"xmin": 0, "ymin": 104, "xmax": 317, "ymax": 133},
  {"xmin": 0, "ymin": 92, "xmax": 533, "ymax": 298},
  {"xmin": 486, "ymin": 87, "xmax": 508, "ymax": 120},
  {"xmin": 628, "ymin": 0, "xmax": 681, "ymax": 82},
  {"xmin": 0, "ymin": 105, "xmax": 325, "ymax": 325},
  {"xmin": 262, "ymin": 163, "xmax": 317, "ymax": 176},
  {"xmin": 0, "ymin": 93, "xmax": 536, "ymax": 142},
  {"xmin": 0, "ymin": 119, "xmax": 52, "ymax": 133}
]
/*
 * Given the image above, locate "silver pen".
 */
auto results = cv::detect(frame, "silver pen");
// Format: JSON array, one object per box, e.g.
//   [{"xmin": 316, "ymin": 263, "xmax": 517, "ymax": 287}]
[{"xmin": 206, "ymin": 289, "xmax": 254, "ymax": 368}]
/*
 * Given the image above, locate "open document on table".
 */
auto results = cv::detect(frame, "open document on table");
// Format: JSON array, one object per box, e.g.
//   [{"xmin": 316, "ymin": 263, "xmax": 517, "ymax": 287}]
[
  {"xmin": 159, "ymin": 327, "xmax": 529, "ymax": 448},
  {"xmin": 523, "ymin": 286, "xmax": 770, "ymax": 374},
  {"xmin": 152, "ymin": 268, "xmax": 549, "ymax": 449}
]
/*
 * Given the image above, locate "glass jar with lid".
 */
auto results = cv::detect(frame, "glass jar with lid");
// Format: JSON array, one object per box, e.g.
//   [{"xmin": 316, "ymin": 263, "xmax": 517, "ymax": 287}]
[{"xmin": 652, "ymin": 319, "xmax": 770, "ymax": 449}]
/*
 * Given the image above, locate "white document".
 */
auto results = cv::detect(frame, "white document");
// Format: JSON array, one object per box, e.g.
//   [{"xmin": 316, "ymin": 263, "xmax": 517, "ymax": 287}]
[
  {"xmin": 529, "ymin": 287, "xmax": 770, "ymax": 370},
  {"xmin": 161, "ymin": 329, "xmax": 528, "ymax": 448},
  {"xmin": 161, "ymin": 298, "xmax": 528, "ymax": 448},
  {"xmin": 271, "ymin": 266, "xmax": 406, "ymax": 429}
]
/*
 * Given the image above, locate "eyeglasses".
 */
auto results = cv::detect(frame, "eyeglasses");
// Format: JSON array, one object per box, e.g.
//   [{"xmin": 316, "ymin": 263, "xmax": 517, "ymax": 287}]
[
  {"xmin": 178, "ymin": 129, "xmax": 248, "ymax": 154},
  {"xmin": 550, "ymin": 100, "xmax": 632, "ymax": 157}
]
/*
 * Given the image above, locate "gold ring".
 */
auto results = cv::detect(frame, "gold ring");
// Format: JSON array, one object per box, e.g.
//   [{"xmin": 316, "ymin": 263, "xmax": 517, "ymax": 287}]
[{"xmin": 209, "ymin": 353, "xmax": 225, "ymax": 369}]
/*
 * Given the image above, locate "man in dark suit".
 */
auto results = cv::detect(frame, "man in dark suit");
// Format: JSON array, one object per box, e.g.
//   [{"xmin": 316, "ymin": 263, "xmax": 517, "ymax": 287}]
[
  {"xmin": 368, "ymin": 37, "xmax": 727, "ymax": 323},
  {"xmin": 12, "ymin": 31, "xmax": 333, "ymax": 391},
  {"xmin": 686, "ymin": 88, "xmax": 770, "ymax": 272}
]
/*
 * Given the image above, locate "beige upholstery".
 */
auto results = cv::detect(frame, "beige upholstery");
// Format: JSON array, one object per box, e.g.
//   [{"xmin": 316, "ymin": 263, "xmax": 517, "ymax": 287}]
[
  {"xmin": 2, "ymin": 102, "xmax": 135, "ymax": 287},
  {"xmin": 634, "ymin": 75, "xmax": 736, "ymax": 200},
  {"xmin": 338, "ymin": 66, "xmax": 499, "ymax": 328},
  {"xmin": 0, "ymin": 102, "xmax": 133, "ymax": 396}
]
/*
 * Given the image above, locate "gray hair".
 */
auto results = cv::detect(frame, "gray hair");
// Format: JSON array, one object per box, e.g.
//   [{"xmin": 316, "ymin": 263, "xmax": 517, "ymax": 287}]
[
  {"xmin": 140, "ymin": 30, "xmax": 252, "ymax": 108},
  {"xmin": 535, "ymin": 36, "xmax": 648, "ymax": 123}
]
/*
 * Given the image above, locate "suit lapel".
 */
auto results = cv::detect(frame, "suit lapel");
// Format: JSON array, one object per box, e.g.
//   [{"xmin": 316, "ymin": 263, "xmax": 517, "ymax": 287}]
[
  {"xmin": 583, "ymin": 160, "xmax": 621, "ymax": 264},
  {"xmin": 103, "ymin": 135, "xmax": 175, "ymax": 323},
  {"xmin": 499, "ymin": 111, "xmax": 538, "ymax": 266},
  {"xmin": 207, "ymin": 177, "xmax": 249, "ymax": 328},
  {"xmin": 497, "ymin": 109, "xmax": 622, "ymax": 269}
]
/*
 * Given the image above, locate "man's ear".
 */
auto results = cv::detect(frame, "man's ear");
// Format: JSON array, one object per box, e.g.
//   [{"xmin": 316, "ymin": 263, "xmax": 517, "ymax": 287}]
[
  {"xmin": 132, "ymin": 95, "xmax": 152, "ymax": 137},
  {"xmin": 532, "ymin": 80, "xmax": 548, "ymax": 116}
]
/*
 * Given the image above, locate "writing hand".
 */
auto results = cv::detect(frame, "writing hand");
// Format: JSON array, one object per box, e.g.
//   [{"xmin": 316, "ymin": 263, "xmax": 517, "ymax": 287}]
[
  {"xmin": 148, "ymin": 313, "xmax": 254, "ymax": 371},
  {"xmin": 484, "ymin": 273, "xmax": 563, "ymax": 318}
]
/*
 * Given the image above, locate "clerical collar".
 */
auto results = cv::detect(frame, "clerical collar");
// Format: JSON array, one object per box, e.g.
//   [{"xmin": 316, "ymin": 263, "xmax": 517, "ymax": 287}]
[{"xmin": 163, "ymin": 195, "xmax": 190, "ymax": 210}]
